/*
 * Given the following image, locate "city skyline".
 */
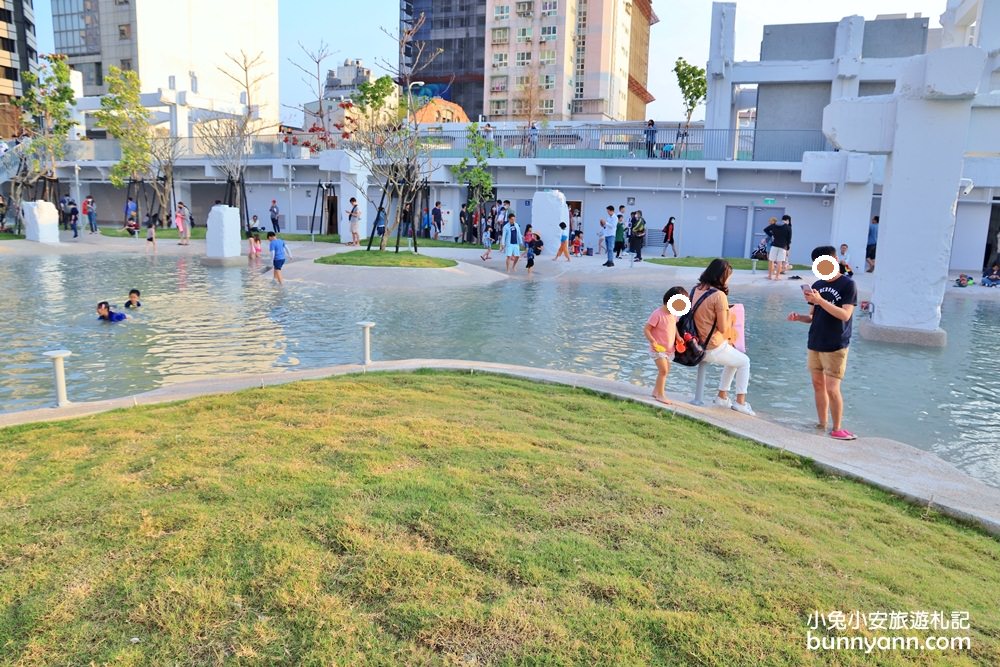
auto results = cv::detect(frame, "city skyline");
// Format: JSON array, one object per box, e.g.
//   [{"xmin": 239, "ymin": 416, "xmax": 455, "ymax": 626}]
[{"xmin": 32, "ymin": 0, "xmax": 947, "ymax": 125}]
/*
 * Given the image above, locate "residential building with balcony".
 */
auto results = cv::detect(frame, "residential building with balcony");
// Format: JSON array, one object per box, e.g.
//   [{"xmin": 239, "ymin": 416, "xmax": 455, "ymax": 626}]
[
  {"xmin": 0, "ymin": 0, "xmax": 39, "ymax": 137},
  {"xmin": 483, "ymin": 0, "xmax": 656, "ymax": 122},
  {"xmin": 52, "ymin": 0, "xmax": 279, "ymax": 130},
  {"xmin": 400, "ymin": 0, "xmax": 486, "ymax": 120}
]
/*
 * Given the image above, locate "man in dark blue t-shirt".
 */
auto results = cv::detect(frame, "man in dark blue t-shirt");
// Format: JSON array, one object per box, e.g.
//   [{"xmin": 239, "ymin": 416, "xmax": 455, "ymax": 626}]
[{"xmin": 788, "ymin": 245, "xmax": 857, "ymax": 441}]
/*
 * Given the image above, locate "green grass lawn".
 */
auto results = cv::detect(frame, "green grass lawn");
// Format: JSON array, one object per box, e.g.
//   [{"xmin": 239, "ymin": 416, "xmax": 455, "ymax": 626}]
[
  {"xmin": 648, "ymin": 256, "xmax": 812, "ymax": 271},
  {"xmin": 315, "ymin": 250, "xmax": 457, "ymax": 269},
  {"xmin": 1, "ymin": 372, "xmax": 997, "ymax": 665}
]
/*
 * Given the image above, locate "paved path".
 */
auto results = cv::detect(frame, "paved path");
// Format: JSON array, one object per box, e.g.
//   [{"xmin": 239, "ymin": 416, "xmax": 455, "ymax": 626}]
[{"xmin": 4, "ymin": 358, "xmax": 999, "ymax": 537}]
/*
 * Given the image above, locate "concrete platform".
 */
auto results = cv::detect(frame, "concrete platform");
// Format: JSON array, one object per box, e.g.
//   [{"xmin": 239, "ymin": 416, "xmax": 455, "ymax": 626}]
[{"xmin": 4, "ymin": 358, "xmax": 999, "ymax": 538}]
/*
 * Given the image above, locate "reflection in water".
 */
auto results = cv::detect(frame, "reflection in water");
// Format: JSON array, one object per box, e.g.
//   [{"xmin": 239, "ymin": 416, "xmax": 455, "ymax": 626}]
[{"xmin": 1, "ymin": 254, "xmax": 998, "ymax": 486}]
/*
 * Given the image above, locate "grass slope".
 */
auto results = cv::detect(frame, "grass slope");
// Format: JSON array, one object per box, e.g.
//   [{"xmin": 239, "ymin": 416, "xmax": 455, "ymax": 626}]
[
  {"xmin": 1, "ymin": 373, "xmax": 998, "ymax": 665},
  {"xmin": 315, "ymin": 250, "xmax": 457, "ymax": 269},
  {"xmin": 648, "ymin": 256, "xmax": 811, "ymax": 271}
]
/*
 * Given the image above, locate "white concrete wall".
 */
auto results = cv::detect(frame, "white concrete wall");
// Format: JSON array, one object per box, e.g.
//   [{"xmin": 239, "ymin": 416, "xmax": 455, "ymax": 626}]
[{"xmin": 951, "ymin": 200, "xmax": 992, "ymax": 270}]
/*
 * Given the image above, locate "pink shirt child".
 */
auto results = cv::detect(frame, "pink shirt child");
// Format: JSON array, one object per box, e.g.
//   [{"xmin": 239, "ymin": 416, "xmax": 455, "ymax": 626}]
[
  {"xmin": 249, "ymin": 237, "xmax": 262, "ymax": 255},
  {"xmin": 646, "ymin": 307, "xmax": 677, "ymax": 354}
]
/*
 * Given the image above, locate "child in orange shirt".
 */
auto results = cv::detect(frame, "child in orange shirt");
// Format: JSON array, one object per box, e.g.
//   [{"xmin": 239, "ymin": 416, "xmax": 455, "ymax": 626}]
[{"xmin": 643, "ymin": 286, "xmax": 687, "ymax": 405}]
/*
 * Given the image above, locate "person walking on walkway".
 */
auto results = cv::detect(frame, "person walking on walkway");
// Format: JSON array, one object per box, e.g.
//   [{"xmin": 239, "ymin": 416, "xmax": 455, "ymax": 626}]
[
  {"xmin": 630, "ymin": 210, "xmax": 647, "ymax": 261},
  {"xmin": 661, "ymin": 216, "xmax": 677, "ymax": 257},
  {"xmin": 553, "ymin": 222, "xmax": 571, "ymax": 262},
  {"xmin": 501, "ymin": 212, "xmax": 524, "ymax": 272}
]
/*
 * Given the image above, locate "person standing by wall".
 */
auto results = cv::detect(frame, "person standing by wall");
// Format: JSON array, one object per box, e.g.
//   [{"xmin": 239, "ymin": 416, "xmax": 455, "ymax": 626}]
[
  {"xmin": 269, "ymin": 200, "xmax": 281, "ymax": 234},
  {"xmin": 787, "ymin": 246, "xmax": 858, "ymax": 440},
  {"xmin": 86, "ymin": 195, "xmax": 97, "ymax": 234},
  {"xmin": 346, "ymin": 197, "xmax": 361, "ymax": 246},
  {"xmin": 431, "ymin": 201, "xmax": 443, "ymax": 240},
  {"xmin": 763, "ymin": 216, "xmax": 791, "ymax": 281},
  {"xmin": 865, "ymin": 215, "xmax": 879, "ymax": 272},
  {"xmin": 630, "ymin": 210, "xmax": 647, "ymax": 261},
  {"xmin": 601, "ymin": 205, "xmax": 617, "ymax": 267}
]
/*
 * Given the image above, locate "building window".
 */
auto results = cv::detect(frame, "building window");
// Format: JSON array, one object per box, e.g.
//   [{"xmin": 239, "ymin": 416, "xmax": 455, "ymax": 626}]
[
  {"xmin": 541, "ymin": 25, "xmax": 557, "ymax": 41},
  {"xmin": 82, "ymin": 61, "xmax": 103, "ymax": 86},
  {"xmin": 541, "ymin": 74, "xmax": 555, "ymax": 89},
  {"xmin": 539, "ymin": 99, "xmax": 555, "ymax": 114},
  {"xmin": 516, "ymin": 27, "xmax": 532, "ymax": 42},
  {"xmin": 540, "ymin": 49, "xmax": 556, "ymax": 66},
  {"xmin": 515, "ymin": 51, "xmax": 531, "ymax": 67},
  {"xmin": 490, "ymin": 75, "xmax": 508, "ymax": 93},
  {"xmin": 114, "ymin": 0, "xmax": 129, "ymax": 4},
  {"xmin": 494, "ymin": 5, "xmax": 509, "ymax": 20},
  {"xmin": 1, "ymin": 66, "xmax": 17, "ymax": 81},
  {"xmin": 516, "ymin": 1, "xmax": 533, "ymax": 17},
  {"xmin": 0, "ymin": 37, "xmax": 14, "ymax": 52},
  {"xmin": 120, "ymin": 58, "xmax": 132, "ymax": 70},
  {"xmin": 541, "ymin": 0, "xmax": 557, "ymax": 15},
  {"xmin": 492, "ymin": 52, "xmax": 508, "ymax": 69},
  {"xmin": 491, "ymin": 27, "xmax": 509, "ymax": 44},
  {"xmin": 490, "ymin": 99, "xmax": 507, "ymax": 116},
  {"xmin": 0, "ymin": 9, "xmax": 11, "ymax": 22},
  {"xmin": 512, "ymin": 99, "xmax": 528, "ymax": 115},
  {"xmin": 118, "ymin": 24, "xmax": 131, "ymax": 39}
]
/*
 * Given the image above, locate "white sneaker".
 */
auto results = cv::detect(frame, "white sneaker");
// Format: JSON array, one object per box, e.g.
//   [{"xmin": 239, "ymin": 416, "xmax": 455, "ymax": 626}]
[
  {"xmin": 731, "ymin": 402, "xmax": 755, "ymax": 416},
  {"xmin": 713, "ymin": 396, "xmax": 732, "ymax": 409}
]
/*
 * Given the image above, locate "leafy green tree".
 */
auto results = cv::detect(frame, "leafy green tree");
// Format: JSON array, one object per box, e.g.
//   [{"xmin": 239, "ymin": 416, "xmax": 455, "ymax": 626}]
[
  {"xmin": 94, "ymin": 66, "xmax": 151, "ymax": 189},
  {"xmin": 15, "ymin": 53, "xmax": 76, "ymax": 180},
  {"xmin": 11, "ymin": 53, "xmax": 77, "ymax": 231},
  {"xmin": 673, "ymin": 57, "xmax": 707, "ymax": 156},
  {"xmin": 450, "ymin": 122, "xmax": 500, "ymax": 239}
]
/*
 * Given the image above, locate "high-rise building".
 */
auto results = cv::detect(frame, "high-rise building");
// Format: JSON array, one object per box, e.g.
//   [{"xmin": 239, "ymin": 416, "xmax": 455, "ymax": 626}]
[
  {"xmin": 52, "ymin": 0, "xmax": 279, "ymax": 129},
  {"xmin": 400, "ymin": 0, "xmax": 486, "ymax": 120},
  {"xmin": 0, "ymin": 0, "xmax": 39, "ymax": 137},
  {"xmin": 483, "ymin": 0, "xmax": 656, "ymax": 122}
]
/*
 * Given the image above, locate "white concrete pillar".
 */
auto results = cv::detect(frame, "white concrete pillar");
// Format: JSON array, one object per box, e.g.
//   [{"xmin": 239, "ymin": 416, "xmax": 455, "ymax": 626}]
[
  {"xmin": 705, "ymin": 2, "xmax": 736, "ymax": 159},
  {"xmin": 865, "ymin": 48, "xmax": 985, "ymax": 345},
  {"xmin": 832, "ymin": 16, "xmax": 864, "ymax": 101},
  {"xmin": 830, "ymin": 182, "xmax": 874, "ymax": 267}
]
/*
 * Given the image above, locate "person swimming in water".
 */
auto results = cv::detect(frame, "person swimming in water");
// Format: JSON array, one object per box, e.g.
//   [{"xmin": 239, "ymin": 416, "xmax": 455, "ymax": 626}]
[
  {"xmin": 124, "ymin": 289, "xmax": 141, "ymax": 308},
  {"xmin": 96, "ymin": 301, "xmax": 127, "ymax": 322}
]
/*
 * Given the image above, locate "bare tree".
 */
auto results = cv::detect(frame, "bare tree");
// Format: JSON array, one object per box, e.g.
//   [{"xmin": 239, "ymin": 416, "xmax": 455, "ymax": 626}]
[
  {"xmin": 196, "ymin": 50, "xmax": 273, "ymax": 231},
  {"xmin": 149, "ymin": 129, "xmax": 183, "ymax": 226},
  {"xmin": 286, "ymin": 41, "xmax": 338, "ymax": 153},
  {"xmin": 340, "ymin": 13, "xmax": 442, "ymax": 252}
]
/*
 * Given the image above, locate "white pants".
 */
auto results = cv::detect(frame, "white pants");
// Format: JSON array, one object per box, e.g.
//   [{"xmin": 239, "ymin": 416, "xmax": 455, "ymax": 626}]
[{"xmin": 703, "ymin": 342, "xmax": 750, "ymax": 395}]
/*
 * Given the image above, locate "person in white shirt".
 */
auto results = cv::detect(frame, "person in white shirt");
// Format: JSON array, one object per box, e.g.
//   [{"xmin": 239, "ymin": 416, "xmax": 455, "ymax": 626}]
[
  {"xmin": 500, "ymin": 212, "xmax": 524, "ymax": 273},
  {"xmin": 838, "ymin": 243, "xmax": 854, "ymax": 276},
  {"xmin": 600, "ymin": 205, "xmax": 617, "ymax": 267}
]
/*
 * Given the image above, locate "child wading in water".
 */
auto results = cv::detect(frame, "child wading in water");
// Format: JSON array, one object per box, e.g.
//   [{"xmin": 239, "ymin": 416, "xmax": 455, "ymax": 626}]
[{"xmin": 643, "ymin": 286, "xmax": 688, "ymax": 405}]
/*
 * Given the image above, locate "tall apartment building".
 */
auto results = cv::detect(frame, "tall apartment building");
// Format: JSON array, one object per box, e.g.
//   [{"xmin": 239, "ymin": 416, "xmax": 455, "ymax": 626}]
[
  {"xmin": 0, "ymin": 0, "xmax": 39, "ymax": 137},
  {"xmin": 400, "ymin": 0, "xmax": 486, "ymax": 120},
  {"xmin": 483, "ymin": 0, "xmax": 656, "ymax": 122},
  {"xmin": 52, "ymin": 0, "xmax": 279, "ymax": 129}
]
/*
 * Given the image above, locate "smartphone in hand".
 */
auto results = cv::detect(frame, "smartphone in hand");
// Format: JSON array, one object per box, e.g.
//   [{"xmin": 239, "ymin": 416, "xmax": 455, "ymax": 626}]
[{"xmin": 800, "ymin": 285, "xmax": 813, "ymax": 294}]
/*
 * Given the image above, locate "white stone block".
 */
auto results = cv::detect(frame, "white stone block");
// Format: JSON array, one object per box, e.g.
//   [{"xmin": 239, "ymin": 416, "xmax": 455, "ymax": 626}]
[
  {"xmin": 823, "ymin": 97, "xmax": 896, "ymax": 153},
  {"xmin": 21, "ymin": 201, "xmax": 60, "ymax": 244},
  {"xmin": 530, "ymin": 190, "xmax": 570, "ymax": 249},
  {"xmin": 919, "ymin": 47, "xmax": 986, "ymax": 99},
  {"xmin": 205, "ymin": 205, "xmax": 242, "ymax": 259}
]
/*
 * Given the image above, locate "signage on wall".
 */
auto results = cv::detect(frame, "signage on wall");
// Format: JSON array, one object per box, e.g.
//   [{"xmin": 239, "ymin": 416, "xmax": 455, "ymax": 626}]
[{"xmin": 763, "ymin": 197, "xmax": 776, "ymax": 205}]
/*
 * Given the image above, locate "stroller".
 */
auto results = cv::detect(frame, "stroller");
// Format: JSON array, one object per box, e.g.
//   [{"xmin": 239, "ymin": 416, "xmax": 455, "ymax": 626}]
[{"xmin": 750, "ymin": 237, "xmax": 769, "ymax": 261}]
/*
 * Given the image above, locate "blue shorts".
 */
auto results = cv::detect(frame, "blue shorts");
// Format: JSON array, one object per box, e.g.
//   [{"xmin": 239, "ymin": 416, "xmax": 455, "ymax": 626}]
[
  {"xmin": 505, "ymin": 245, "xmax": 520, "ymax": 258},
  {"xmin": 273, "ymin": 259, "xmax": 286, "ymax": 270}
]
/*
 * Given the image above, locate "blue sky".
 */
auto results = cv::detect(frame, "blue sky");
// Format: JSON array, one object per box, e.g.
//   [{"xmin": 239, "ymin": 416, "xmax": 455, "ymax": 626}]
[{"xmin": 33, "ymin": 0, "xmax": 945, "ymax": 124}]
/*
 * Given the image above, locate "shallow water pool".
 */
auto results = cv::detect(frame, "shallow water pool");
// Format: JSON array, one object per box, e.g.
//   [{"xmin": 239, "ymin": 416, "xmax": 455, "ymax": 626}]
[{"xmin": 2, "ymin": 254, "xmax": 998, "ymax": 486}]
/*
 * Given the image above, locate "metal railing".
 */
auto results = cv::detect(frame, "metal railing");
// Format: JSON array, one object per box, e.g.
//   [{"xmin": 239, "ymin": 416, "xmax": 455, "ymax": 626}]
[{"xmin": 57, "ymin": 127, "xmax": 829, "ymax": 165}]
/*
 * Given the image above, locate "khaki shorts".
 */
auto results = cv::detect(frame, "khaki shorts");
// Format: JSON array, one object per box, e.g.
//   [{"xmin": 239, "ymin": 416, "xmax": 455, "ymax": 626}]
[
  {"xmin": 808, "ymin": 348, "xmax": 849, "ymax": 380},
  {"xmin": 768, "ymin": 246, "xmax": 787, "ymax": 263}
]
